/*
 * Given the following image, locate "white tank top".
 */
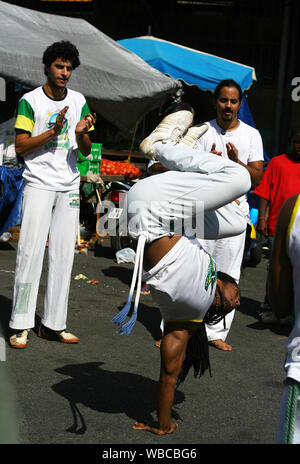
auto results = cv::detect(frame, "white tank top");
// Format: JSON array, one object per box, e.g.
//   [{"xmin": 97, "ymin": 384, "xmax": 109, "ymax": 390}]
[{"xmin": 284, "ymin": 194, "xmax": 300, "ymax": 381}]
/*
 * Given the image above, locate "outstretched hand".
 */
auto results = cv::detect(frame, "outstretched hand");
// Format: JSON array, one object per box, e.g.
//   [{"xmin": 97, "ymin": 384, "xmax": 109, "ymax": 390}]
[
  {"xmin": 210, "ymin": 143, "xmax": 222, "ymax": 156},
  {"xmin": 226, "ymin": 142, "xmax": 239, "ymax": 162},
  {"xmin": 75, "ymin": 113, "xmax": 97, "ymax": 135},
  {"xmin": 54, "ymin": 106, "xmax": 69, "ymax": 135},
  {"xmin": 132, "ymin": 421, "xmax": 178, "ymax": 435}
]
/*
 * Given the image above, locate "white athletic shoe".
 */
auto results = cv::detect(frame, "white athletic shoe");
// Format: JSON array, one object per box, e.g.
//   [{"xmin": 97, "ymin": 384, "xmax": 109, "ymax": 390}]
[
  {"xmin": 10, "ymin": 329, "xmax": 30, "ymax": 349},
  {"xmin": 139, "ymin": 108, "xmax": 194, "ymax": 160},
  {"xmin": 179, "ymin": 123, "xmax": 209, "ymax": 148},
  {"xmin": 38, "ymin": 324, "xmax": 79, "ymax": 344}
]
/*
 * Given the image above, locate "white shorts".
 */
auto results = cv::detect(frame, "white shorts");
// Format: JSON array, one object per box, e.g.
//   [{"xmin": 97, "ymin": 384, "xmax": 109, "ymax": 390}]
[{"xmin": 143, "ymin": 235, "xmax": 217, "ymax": 322}]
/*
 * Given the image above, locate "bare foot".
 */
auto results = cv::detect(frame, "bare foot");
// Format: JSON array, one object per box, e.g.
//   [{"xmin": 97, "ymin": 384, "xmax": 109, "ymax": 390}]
[
  {"xmin": 208, "ymin": 339, "xmax": 232, "ymax": 351},
  {"xmin": 154, "ymin": 339, "xmax": 162, "ymax": 348},
  {"xmin": 132, "ymin": 421, "xmax": 178, "ymax": 435}
]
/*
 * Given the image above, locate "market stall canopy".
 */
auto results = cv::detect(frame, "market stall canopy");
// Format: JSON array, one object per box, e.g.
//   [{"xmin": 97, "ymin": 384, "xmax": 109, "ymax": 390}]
[
  {"xmin": 0, "ymin": 2, "xmax": 178, "ymax": 131},
  {"xmin": 118, "ymin": 36, "xmax": 257, "ymax": 93}
]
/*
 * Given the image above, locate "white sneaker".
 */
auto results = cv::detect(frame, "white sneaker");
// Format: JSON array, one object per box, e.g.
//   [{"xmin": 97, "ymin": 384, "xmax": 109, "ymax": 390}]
[
  {"xmin": 179, "ymin": 123, "xmax": 209, "ymax": 148},
  {"xmin": 10, "ymin": 329, "xmax": 30, "ymax": 349},
  {"xmin": 139, "ymin": 108, "xmax": 194, "ymax": 160},
  {"xmin": 38, "ymin": 324, "xmax": 79, "ymax": 344}
]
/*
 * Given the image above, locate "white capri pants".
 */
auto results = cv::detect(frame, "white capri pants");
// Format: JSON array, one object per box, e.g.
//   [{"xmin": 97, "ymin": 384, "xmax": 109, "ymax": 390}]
[{"xmin": 10, "ymin": 185, "xmax": 79, "ymax": 331}]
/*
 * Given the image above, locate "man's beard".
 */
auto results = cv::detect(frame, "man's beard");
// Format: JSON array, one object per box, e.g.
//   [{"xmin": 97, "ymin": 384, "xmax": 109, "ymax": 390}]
[{"xmin": 221, "ymin": 112, "xmax": 233, "ymax": 121}]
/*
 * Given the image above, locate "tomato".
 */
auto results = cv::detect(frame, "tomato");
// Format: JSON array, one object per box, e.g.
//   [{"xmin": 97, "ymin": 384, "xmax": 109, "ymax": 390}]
[{"xmin": 100, "ymin": 158, "xmax": 142, "ymax": 177}]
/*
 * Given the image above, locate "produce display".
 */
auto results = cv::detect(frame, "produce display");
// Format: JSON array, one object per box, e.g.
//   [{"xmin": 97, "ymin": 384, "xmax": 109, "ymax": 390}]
[{"xmin": 100, "ymin": 158, "xmax": 142, "ymax": 178}]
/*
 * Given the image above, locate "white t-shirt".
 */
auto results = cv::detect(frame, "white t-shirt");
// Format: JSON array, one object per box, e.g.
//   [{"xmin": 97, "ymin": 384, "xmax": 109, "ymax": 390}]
[
  {"xmin": 15, "ymin": 86, "xmax": 91, "ymax": 191},
  {"xmin": 194, "ymin": 119, "xmax": 264, "ymax": 215}
]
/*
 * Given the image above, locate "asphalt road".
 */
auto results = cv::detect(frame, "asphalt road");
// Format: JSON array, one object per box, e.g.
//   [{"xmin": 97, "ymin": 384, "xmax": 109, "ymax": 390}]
[{"xmin": 0, "ymin": 239, "xmax": 291, "ymax": 447}]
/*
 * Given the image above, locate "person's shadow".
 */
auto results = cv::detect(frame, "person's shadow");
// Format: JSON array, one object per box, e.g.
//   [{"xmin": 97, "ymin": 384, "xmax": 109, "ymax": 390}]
[
  {"xmin": 239, "ymin": 296, "xmax": 291, "ymax": 337},
  {"xmin": 0, "ymin": 295, "xmax": 13, "ymax": 340},
  {"xmin": 102, "ymin": 266, "xmax": 133, "ymax": 286},
  {"xmin": 52, "ymin": 362, "xmax": 185, "ymax": 435}
]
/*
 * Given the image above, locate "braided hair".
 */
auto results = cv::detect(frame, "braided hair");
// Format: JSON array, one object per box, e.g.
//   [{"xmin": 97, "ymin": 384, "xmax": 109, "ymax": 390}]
[{"xmin": 177, "ymin": 271, "xmax": 239, "ymax": 386}]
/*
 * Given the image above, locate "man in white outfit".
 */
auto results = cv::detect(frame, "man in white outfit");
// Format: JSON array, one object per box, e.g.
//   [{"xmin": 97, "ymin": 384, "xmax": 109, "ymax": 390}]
[
  {"xmin": 9, "ymin": 41, "xmax": 96, "ymax": 348},
  {"xmin": 194, "ymin": 79, "xmax": 264, "ymax": 350}
]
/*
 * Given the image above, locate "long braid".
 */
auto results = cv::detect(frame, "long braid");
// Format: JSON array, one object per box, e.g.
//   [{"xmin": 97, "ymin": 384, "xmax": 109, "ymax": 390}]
[
  {"xmin": 177, "ymin": 322, "xmax": 211, "ymax": 386},
  {"xmin": 177, "ymin": 273, "xmax": 239, "ymax": 386}
]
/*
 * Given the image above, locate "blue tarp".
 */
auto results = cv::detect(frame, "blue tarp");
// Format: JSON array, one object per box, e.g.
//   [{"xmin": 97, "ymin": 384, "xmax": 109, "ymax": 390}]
[
  {"xmin": 119, "ymin": 36, "xmax": 266, "ymax": 161},
  {"xmin": 118, "ymin": 36, "xmax": 256, "ymax": 93},
  {"xmin": 0, "ymin": 166, "xmax": 24, "ymax": 236}
]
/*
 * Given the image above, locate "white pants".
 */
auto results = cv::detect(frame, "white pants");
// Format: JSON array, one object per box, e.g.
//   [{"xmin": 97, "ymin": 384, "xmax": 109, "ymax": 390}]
[
  {"xmin": 10, "ymin": 185, "xmax": 79, "ymax": 331},
  {"xmin": 128, "ymin": 142, "xmax": 251, "ymax": 242},
  {"xmin": 199, "ymin": 232, "xmax": 246, "ymax": 341},
  {"xmin": 276, "ymin": 378, "xmax": 300, "ymax": 444}
]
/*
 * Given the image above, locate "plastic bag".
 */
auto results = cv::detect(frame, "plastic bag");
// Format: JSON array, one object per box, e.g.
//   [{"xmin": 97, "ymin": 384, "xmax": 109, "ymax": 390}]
[
  {"xmin": 115, "ymin": 247, "xmax": 136, "ymax": 264},
  {"xmin": 0, "ymin": 231, "xmax": 12, "ymax": 242}
]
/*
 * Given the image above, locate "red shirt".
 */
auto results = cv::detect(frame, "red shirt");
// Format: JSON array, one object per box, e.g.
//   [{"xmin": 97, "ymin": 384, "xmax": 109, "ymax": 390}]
[{"xmin": 253, "ymin": 154, "xmax": 300, "ymax": 236}]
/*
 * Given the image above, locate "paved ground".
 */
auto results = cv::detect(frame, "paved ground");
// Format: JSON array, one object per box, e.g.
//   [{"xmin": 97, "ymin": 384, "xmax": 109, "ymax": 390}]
[{"xmin": 0, "ymin": 239, "xmax": 291, "ymax": 446}]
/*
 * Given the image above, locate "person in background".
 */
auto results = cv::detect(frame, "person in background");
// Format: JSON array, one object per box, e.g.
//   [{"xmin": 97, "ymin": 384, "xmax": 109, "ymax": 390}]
[
  {"xmin": 254, "ymin": 128, "xmax": 300, "ymax": 325},
  {"xmin": 194, "ymin": 79, "xmax": 264, "ymax": 350},
  {"xmin": 269, "ymin": 193, "xmax": 300, "ymax": 443},
  {"xmin": 9, "ymin": 40, "xmax": 96, "ymax": 348}
]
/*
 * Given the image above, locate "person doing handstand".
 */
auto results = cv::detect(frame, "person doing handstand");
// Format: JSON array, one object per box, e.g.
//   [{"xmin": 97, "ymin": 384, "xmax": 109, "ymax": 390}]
[{"xmin": 111, "ymin": 105, "xmax": 251, "ymax": 435}]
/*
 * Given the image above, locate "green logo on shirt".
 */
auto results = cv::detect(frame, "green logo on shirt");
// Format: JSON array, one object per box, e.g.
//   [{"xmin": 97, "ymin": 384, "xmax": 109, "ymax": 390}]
[
  {"xmin": 205, "ymin": 257, "xmax": 217, "ymax": 293},
  {"xmin": 45, "ymin": 110, "xmax": 71, "ymax": 150}
]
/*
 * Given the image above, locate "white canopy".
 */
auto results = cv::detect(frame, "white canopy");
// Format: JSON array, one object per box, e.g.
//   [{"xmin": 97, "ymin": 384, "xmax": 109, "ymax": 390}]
[{"xmin": 0, "ymin": 1, "xmax": 178, "ymax": 130}]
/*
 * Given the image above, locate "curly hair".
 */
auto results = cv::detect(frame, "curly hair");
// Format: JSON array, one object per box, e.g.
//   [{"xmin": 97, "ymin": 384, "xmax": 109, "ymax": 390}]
[{"xmin": 42, "ymin": 41, "xmax": 80, "ymax": 75}]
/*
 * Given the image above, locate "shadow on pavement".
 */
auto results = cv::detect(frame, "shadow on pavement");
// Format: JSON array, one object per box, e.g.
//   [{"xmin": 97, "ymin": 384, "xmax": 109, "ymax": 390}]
[
  {"xmin": 94, "ymin": 245, "xmax": 115, "ymax": 259},
  {"xmin": 237, "ymin": 296, "xmax": 291, "ymax": 337},
  {"xmin": 247, "ymin": 319, "xmax": 291, "ymax": 337},
  {"xmin": 239, "ymin": 297, "xmax": 291, "ymax": 337},
  {"xmin": 52, "ymin": 362, "xmax": 185, "ymax": 434},
  {"xmin": 0, "ymin": 296, "xmax": 44, "ymax": 340},
  {"xmin": 102, "ymin": 265, "xmax": 133, "ymax": 286},
  {"xmin": 137, "ymin": 303, "xmax": 162, "ymax": 342},
  {"xmin": 113, "ymin": 301, "xmax": 162, "ymax": 343},
  {"xmin": 0, "ymin": 295, "xmax": 12, "ymax": 340},
  {"xmin": 239, "ymin": 296, "xmax": 261, "ymax": 318},
  {"xmin": 0, "ymin": 242, "xmax": 15, "ymax": 251}
]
